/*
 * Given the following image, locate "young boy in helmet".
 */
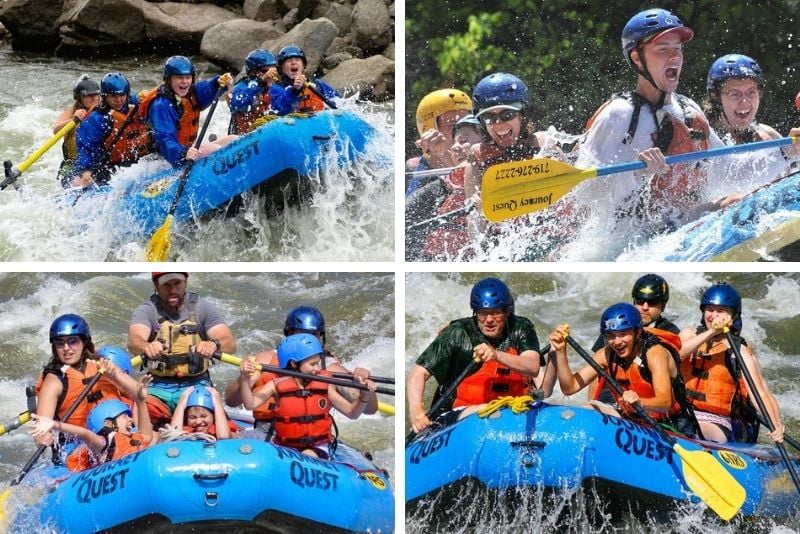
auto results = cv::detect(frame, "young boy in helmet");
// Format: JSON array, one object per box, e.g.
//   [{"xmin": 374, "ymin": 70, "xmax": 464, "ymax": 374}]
[
  {"xmin": 54, "ymin": 74, "xmax": 101, "ymax": 187},
  {"xmin": 407, "ymin": 277, "xmax": 554, "ymax": 435},
  {"xmin": 71, "ymin": 72, "xmax": 153, "ymax": 188},
  {"xmin": 239, "ymin": 333, "xmax": 376, "ymax": 458},
  {"xmin": 550, "ymin": 304, "xmax": 695, "ymax": 435},
  {"xmin": 30, "ymin": 374, "xmax": 156, "ymax": 468},
  {"xmin": 228, "ymin": 49, "xmax": 280, "ymax": 135},
  {"xmin": 578, "ymin": 8, "xmax": 800, "ymax": 236},
  {"xmin": 269, "ymin": 45, "xmax": 339, "ymax": 116},
  {"xmin": 139, "ymin": 55, "xmax": 237, "ymax": 167},
  {"xmin": 171, "ymin": 385, "xmax": 236, "ymax": 439}
]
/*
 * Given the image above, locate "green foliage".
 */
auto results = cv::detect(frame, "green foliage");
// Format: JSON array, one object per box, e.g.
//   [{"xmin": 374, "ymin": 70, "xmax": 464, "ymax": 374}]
[{"xmin": 406, "ymin": 0, "xmax": 800, "ymax": 156}]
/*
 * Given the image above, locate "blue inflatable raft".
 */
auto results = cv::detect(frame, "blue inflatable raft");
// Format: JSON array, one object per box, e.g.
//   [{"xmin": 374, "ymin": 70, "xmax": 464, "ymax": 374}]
[
  {"xmin": 406, "ymin": 401, "xmax": 800, "ymax": 520},
  {"xmin": 8, "ymin": 438, "xmax": 393, "ymax": 533},
  {"xmin": 75, "ymin": 109, "xmax": 372, "ymax": 237},
  {"xmin": 656, "ymin": 169, "xmax": 800, "ymax": 261}
]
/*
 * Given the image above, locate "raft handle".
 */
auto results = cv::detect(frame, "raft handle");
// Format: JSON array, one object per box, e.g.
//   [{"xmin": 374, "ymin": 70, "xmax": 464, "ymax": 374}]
[
  {"xmin": 194, "ymin": 472, "xmax": 229, "ymax": 481},
  {"xmin": 510, "ymin": 440, "xmax": 546, "ymax": 449}
]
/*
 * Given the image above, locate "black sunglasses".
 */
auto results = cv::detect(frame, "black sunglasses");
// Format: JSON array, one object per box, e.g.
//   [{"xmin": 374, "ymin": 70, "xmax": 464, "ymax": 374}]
[{"xmin": 480, "ymin": 109, "xmax": 520, "ymax": 125}]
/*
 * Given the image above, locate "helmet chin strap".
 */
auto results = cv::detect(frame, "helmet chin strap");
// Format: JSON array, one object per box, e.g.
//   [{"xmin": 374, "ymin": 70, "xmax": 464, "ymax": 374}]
[{"xmin": 633, "ymin": 46, "xmax": 667, "ymax": 109}]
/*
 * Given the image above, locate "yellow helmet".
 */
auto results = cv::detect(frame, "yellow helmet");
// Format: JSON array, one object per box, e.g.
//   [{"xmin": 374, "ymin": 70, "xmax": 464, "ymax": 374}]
[{"xmin": 415, "ymin": 89, "xmax": 473, "ymax": 135}]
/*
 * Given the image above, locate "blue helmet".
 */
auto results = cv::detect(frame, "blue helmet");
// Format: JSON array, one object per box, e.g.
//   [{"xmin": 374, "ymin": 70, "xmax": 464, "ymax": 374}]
[
  {"xmin": 245, "ymin": 49, "xmax": 277, "ymax": 72},
  {"xmin": 621, "ymin": 8, "xmax": 694, "ymax": 68},
  {"xmin": 186, "ymin": 386, "xmax": 214, "ymax": 412},
  {"xmin": 96, "ymin": 346, "xmax": 132, "ymax": 375},
  {"xmin": 283, "ymin": 305, "xmax": 325, "ymax": 336},
  {"xmin": 87, "ymin": 399, "xmax": 131, "ymax": 434},
  {"xmin": 277, "ymin": 333, "xmax": 323, "ymax": 369},
  {"xmin": 470, "ymin": 277, "xmax": 513, "ymax": 312},
  {"xmin": 101, "ymin": 72, "xmax": 130, "ymax": 96},
  {"xmin": 472, "ymin": 73, "xmax": 529, "ymax": 115},
  {"xmin": 73, "ymin": 74, "xmax": 100, "ymax": 100},
  {"xmin": 700, "ymin": 283, "xmax": 742, "ymax": 318},
  {"xmin": 600, "ymin": 303, "xmax": 643, "ymax": 335},
  {"xmin": 706, "ymin": 54, "xmax": 765, "ymax": 91},
  {"xmin": 49, "ymin": 314, "xmax": 91, "ymax": 343},
  {"xmin": 277, "ymin": 45, "xmax": 307, "ymax": 66},
  {"xmin": 163, "ymin": 55, "xmax": 196, "ymax": 80}
]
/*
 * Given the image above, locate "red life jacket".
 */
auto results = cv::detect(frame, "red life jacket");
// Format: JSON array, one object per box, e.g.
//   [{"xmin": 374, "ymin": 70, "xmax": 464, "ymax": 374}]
[
  {"xmin": 138, "ymin": 85, "xmax": 201, "ymax": 146},
  {"xmin": 421, "ymin": 167, "xmax": 469, "ymax": 259},
  {"xmin": 271, "ymin": 373, "xmax": 333, "ymax": 449},
  {"xmin": 252, "ymin": 351, "xmax": 280, "ymax": 422},
  {"xmin": 471, "ymin": 138, "xmax": 541, "ymax": 176},
  {"xmin": 231, "ymin": 84, "xmax": 272, "ymax": 134},
  {"xmin": 605, "ymin": 328, "xmax": 683, "ymax": 421},
  {"xmin": 35, "ymin": 359, "xmax": 121, "ymax": 427},
  {"xmin": 453, "ymin": 347, "xmax": 532, "ymax": 408},
  {"xmin": 103, "ymin": 104, "xmax": 151, "ymax": 166}
]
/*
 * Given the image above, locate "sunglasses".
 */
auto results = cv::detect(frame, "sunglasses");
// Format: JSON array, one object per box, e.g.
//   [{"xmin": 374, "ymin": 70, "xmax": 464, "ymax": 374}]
[
  {"xmin": 480, "ymin": 109, "xmax": 520, "ymax": 125},
  {"xmin": 53, "ymin": 336, "xmax": 83, "ymax": 349}
]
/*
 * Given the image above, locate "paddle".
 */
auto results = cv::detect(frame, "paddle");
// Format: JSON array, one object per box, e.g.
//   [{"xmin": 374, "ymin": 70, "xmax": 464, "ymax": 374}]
[
  {"xmin": 304, "ymin": 82, "xmax": 338, "ymax": 110},
  {"xmin": 11, "ymin": 369, "xmax": 104, "ymax": 486},
  {"xmin": 565, "ymin": 335, "xmax": 745, "ymax": 520},
  {"xmin": 481, "ymin": 136, "xmax": 799, "ymax": 223},
  {"xmin": 405, "ymin": 343, "xmax": 553, "ymax": 446},
  {"xmin": 406, "ymin": 166, "xmax": 459, "ymax": 179},
  {"xmin": 145, "ymin": 84, "xmax": 227, "ymax": 262},
  {"xmin": 330, "ymin": 372, "xmax": 394, "ymax": 385},
  {"xmin": 725, "ymin": 329, "xmax": 800, "ymax": 493},
  {"xmin": 1, "ymin": 118, "xmax": 80, "ymax": 191},
  {"xmin": 213, "ymin": 352, "xmax": 394, "ymax": 396},
  {"xmin": 0, "ymin": 412, "xmax": 31, "ymax": 437}
]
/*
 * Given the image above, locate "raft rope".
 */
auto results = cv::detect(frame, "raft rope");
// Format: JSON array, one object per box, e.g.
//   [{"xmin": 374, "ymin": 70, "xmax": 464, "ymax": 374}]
[
  {"xmin": 477, "ymin": 395, "xmax": 536, "ymax": 418},
  {"xmin": 157, "ymin": 425, "xmax": 216, "ymax": 443}
]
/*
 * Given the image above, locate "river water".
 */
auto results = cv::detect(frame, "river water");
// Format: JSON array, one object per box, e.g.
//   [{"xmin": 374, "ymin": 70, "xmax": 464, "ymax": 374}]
[
  {"xmin": 405, "ymin": 271, "xmax": 800, "ymax": 533},
  {"xmin": 0, "ymin": 49, "xmax": 395, "ymax": 262},
  {"xmin": 0, "ymin": 272, "xmax": 396, "ymax": 531}
]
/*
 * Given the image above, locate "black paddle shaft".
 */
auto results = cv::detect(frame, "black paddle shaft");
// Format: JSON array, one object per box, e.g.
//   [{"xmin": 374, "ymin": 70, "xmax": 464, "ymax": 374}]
[
  {"xmin": 11, "ymin": 371, "xmax": 104, "ymax": 486},
  {"xmin": 330, "ymin": 372, "xmax": 394, "ymax": 385},
  {"xmin": 725, "ymin": 332, "xmax": 800, "ymax": 493}
]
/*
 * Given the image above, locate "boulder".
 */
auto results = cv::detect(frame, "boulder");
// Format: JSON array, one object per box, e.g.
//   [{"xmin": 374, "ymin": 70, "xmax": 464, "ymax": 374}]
[
  {"xmin": 243, "ymin": 0, "xmax": 288, "ymax": 21},
  {"xmin": 351, "ymin": 0, "xmax": 391, "ymax": 51},
  {"xmin": 324, "ymin": 54, "xmax": 393, "ymax": 100},
  {"xmin": 0, "ymin": 0, "xmax": 63, "ymax": 51},
  {"xmin": 263, "ymin": 17, "xmax": 337, "ymax": 75},
  {"xmin": 201, "ymin": 18, "xmax": 284, "ymax": 71}
]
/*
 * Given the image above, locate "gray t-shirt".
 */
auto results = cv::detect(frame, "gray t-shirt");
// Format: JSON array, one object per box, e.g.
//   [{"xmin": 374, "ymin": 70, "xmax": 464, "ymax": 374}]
[{"xmin": 130, "ymin": 292, "xmax": 226, "ymax": 340}]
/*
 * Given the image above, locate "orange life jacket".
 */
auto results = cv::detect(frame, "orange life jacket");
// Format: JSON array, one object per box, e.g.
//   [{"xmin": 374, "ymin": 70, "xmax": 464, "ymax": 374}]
[
  {"xmin": 138, "ymin": 85, "xmax": 201, "ymax": 146},
  {"xmin": 35, "ymin": 359, "xmax": 121, "ymax": 427},
  {"xmin": 681, "ymin": 340, "xmax": 747, "ymax": 417},
  {"xmin": 231, "ymin": 88, "xmax": 271, "ymax": 134},
  {"xmin": 252, "ymin": 351, "xmax": 280, "ymax": 421},
  {"xmin": 272, "ymin": 373, "xmax": 333, "ymax": 449},
  {"xmin": 293, "ymin": 85, "xmax": 327, "ymax": 113},
  {"xmin": 452, "ymin": 347, "xmax": 532, "ymax": 408},
  {"xmin": 104, "ymin": 431, "xmax": 149, "ymax": 461},
  {"xmin": 606, "ymin": 329, "xmax": 683, "ymax": 421},
  {"xmin": 65, "ymin": 444, "xmax": 96, "ymax": 472},
  {"xmin": 103, "ymin": 104, "xmax": 151, "ymax": 166}
]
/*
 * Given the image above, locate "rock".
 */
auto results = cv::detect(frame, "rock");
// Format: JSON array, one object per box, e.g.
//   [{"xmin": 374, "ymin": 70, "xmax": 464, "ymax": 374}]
[
  {"xmin": 0, "ymin": 0, "xmax": 63, "ymax": 51},
  {"xmin": 243, "ymin": 0, "xmax": 287, "ymax": 21},
  {"xmin": 351, "ymin": 0, "xmax": 391, "ymax": 51},
  {"xmin": 324, "ymin": 54, "xmax": 393, "ymax": 100},
  {"xmin": 263, "ymin": 17, "xmax": 337, "ymax": 75},
  {"xmin": 321, "ymin": 2, "xmax": 353, "ymax": 36},
  {"xmin": 201, "ymin": 18, "xmax": 284, "ymax": 71}
]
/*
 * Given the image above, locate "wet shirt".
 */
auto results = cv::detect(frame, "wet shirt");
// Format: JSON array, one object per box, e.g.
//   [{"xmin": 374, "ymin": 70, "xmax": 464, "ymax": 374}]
[
  {"xmin": 130, "ymin": 293, "xmax": 225, "ymax": 338},
  {"xmin": 415, "ymin": 315, "xmax": 540, "ymax": 389}
]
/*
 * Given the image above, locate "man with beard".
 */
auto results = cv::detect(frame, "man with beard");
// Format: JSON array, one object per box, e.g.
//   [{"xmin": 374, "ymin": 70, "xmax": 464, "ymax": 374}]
[
  {"xmin": 407, "ymin": 277, "xmax": 553, "ymax": 434},
  {"xmin": 127, "ymin": 272, "xmax": 237, "ymax": 424}
]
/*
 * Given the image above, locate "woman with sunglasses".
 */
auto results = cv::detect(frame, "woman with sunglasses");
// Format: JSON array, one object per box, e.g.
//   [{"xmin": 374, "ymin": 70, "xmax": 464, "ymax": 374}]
[
  {"xmin": 33, "ymin": 314, "xmax": 138, "ymax": 452},
  {"xmin": 228, "ymin": 49, "xmax": 280, "ymax": 135}
]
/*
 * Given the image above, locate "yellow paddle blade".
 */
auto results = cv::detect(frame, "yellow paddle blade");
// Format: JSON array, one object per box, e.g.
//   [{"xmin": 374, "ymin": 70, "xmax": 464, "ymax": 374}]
[
  {"xmin": 0, "ymin": 488, "xmax": 11, "ymax": 530},
  {"xmin": 673, "ymin": 443, "xmax": 746, "ymax": 520},
  {"xmin": 378, "ymin": 402, "xmax": 395, "ymax": 416},
  {"xmin": 145, "ymin": 214, "xmax": 174, "ymax": 262},
  {"xmin": 481, "ymin": 157, "xmax": 583, "ymax": 195}
]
